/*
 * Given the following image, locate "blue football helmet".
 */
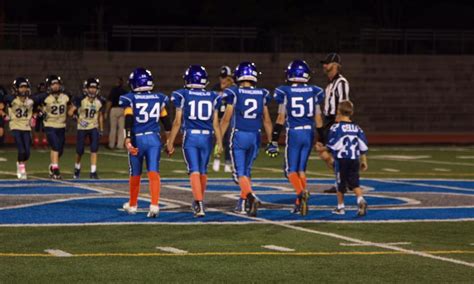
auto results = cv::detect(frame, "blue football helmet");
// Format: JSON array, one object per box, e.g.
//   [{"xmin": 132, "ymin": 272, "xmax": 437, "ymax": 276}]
[
  {"xmin": 129, "ymin": 68, "xmax": 154, "ymax": 92},
  {"xmin": 286, "ymin": 60, "xmax": 311, "ymax": 83},
  {"xmin": 183, "ymin": 65, "xmax": 209, "ymax": 89},
  {"xmin": 234, "ymin": 62, "xmax": 258, "ymax": 83}
]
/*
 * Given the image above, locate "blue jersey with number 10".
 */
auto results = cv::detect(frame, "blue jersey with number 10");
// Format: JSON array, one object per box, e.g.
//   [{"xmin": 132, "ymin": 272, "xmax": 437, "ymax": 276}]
[
  {"xmin": 171, "ymin": 89, "xmax": 221, "ymax": 131},
  {"xmin": 327, "ymin": 122, "xmax": 368, "ymax": 160},
  {"xmin": 274, "ymin": 84, "xmax": 324, "ymax": 128},
  {"xmin": 222, "ymin": 85, "xmax": 271, "ymax": 132},
  {"xmin": 119, "ymin": 91, "xmax": 169, "ymax": 134}
]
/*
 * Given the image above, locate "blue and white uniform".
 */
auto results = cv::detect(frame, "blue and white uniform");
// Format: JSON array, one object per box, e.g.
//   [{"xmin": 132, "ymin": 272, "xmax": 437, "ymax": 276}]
[
  {"xmin": 119, "ymin": 91, "xmax": 169, "ymax": 176},
  {"xmin": 171, "ymin": 88, "xmax": 221, "ymax": 174},
  {"xmin": 327, "ymin": 121, "xmax": 368, "ymax": 192},
  {"xmin": 274, "ymin": 84, "xmax": 324, "ymax": 176},
  {"xmin": 223, "ymin": 85, "xmax": 272, "ymax": 182}
]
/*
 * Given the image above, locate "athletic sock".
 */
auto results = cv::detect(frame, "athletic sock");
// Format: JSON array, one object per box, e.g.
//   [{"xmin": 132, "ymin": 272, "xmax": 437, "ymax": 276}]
[
  {"xmin": 238, "ymin": 176, "xmax": 252, "ymax": 199},
  {"xmin": 288, "ymin": 172, "xmax": 303, "ymax": 195},
  {"xmin": 129, "ymin": 175, "xmax": 141, "ymax": 207},
  {"xmin": 357, "ymin": 196, "xmax": 365, "ymax": 204},
  {"xmin": 200, "ymin": 174, "xmax": 208, "ymax": 198},
  {"xmin": 300, "ymin": 175, "xmax": 307, "ymax": 190},
  {"xmin": 189, "ymin": 172, "xmax": 203, "ymax": 201},
  {"xmin": 51, "ymin": 163, "xmax": 59, "ymax": 170},
  {"xmin": 91, "ymin": 165, "xmax": 96, "ymax": 173},
  {"xmin": 75, "ymin": 163, "xmax": 81, "ymax": 170},
  {"xmin": 337, "ymin": 203, "xmax": 345, "ymax": 210},
  {"xmin": 148, "ymin": 171, "xmax": 161, "ymax": 206}
]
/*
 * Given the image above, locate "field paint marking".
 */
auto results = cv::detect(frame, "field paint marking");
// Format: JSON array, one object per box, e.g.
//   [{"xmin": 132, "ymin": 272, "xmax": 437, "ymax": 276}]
[
  {"xmin": 456, "ymin": 156, "xmax": 474, "ymax": 159},
  {"xmin": 382, "ymin": 168, "xmax": 400, "ymax": 173},
  {"xmin": 262, "ymin": 245, "xmax": 295, "ymax": 252},
  {"xmin": 370, "ymin": 147, "xmax": 474, "ymax": 152},
  {"xmin": 374, "ymin": 179, "xmax": 474, "ymax": 192},
  {"xmin": 1, "ymin": 250, "xmax": 474, "ymax": 258},
  {"xmin": 371, "ymin": 155, "xmax": 431, "ymax": 160},
  {"xmin": 0, "ymin": 196, "xmax": 102, "ymax": 211},
  {"xmin": 98, "ymin": 151, "xmax": 181, "ymax": 163},
  {"xmin": 166, "ymin": 185, "xmax": 191, "ymax": 192},
  {"xmin": 433, "ymin": 168, "xmax": 451, "ymax": 172},
  {"xmin": 369, "ymin": 157, "xmax": 474, "ymax": 167},
  {"xmin": 156, "ymin": 247, "xmax": 188, "ymax": 254},
  {"xmin": 44, "ymin": 249, "xmax": 73, "ymax": 257},
  {"xmin": 0, "ymin": 158, "xmax": 7, "ymax": 162},
  {"xmin": 340, "ymin": 242, "xmax": 411, "ymax": 247},
  {"xmin": 254, "ymin": 166, "xmax": 334, "ymax": 177}
]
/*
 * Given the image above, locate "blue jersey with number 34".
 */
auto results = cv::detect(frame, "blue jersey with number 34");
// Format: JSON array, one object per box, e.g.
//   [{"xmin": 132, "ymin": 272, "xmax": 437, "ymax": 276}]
[
  {"xmin": 119, "ymin": 91, "xmax": 169, "ymax": 134},
  {"xmin": 222, "ymin": 85, "xmax": 271, "ymax": 132},
  {"xmin": 327, "ymin": 121, "xmax": 368, "ymax": 160}
]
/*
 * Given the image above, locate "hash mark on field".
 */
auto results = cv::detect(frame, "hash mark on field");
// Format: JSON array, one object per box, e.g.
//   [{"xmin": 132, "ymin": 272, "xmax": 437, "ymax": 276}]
[
  {"xmin": 433, "ymin": 168, "xmax": 451, "ymax": 172},
  {"xmin": 340, "ymin": 242, "xmax": 411, "ymax": 247},
  {"xmin": 382, "ymin": 168, "xmax": 400, "ymax": 173},
  {"xmin": 262, "ymin": 245, "xmax": 295, "ymax": 252},
  {"xmin": 44, "ymin": 249, "xmax": 73, "ymax": 257},
  {"xmin": 0, "ymin": 158, "xmax": 7, "ymax": 162},
  {"xmin": 156, "ymin": 246, "xmax": 188, "ymax": 254}
]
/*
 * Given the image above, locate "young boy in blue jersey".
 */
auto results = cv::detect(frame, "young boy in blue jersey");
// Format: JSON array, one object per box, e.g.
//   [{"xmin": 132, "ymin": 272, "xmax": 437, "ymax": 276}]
[
  {"xmin": 167, "ymin": 65, "xmax": 223, "ymax": 217},
  {"xmin": 269, "ymin": 60, "xmax": 325, "ymax": 216},
  {"xmin": 316, "ymin": 101, "xmax": 368, "ymax": 216},
  {"xmin": 220, "ymin": 62, "xmax": 273, "ymax": 217},
  {"xmin": 120, "ymin": 68, "xmax": 172, "ymax": 218}
]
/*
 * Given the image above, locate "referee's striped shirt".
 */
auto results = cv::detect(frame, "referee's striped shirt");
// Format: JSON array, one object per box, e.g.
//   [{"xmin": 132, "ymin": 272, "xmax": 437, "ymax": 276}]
[{"xmin": 323, "ymin": 73, "xmax": 350, "ymax": 117}]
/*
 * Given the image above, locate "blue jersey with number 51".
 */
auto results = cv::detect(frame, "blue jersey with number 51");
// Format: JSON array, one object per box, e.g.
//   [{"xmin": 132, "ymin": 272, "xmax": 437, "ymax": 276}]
[
  {"xmin": 327, "ymin": 121, "xmax": 368, "ymax": 160},
  {"xmin": 222, "ymin": 85, "xmax": 271, "ymax": 132},
  {"xmin": 119, "ymin": 91, "xmax": 169, "ymax": 134},
  {"xmin": 171, "ymin": 88, "xmax": 221, "ymax": 131}
]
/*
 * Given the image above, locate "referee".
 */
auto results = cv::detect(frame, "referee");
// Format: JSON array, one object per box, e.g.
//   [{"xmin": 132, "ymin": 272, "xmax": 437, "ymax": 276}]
[{"xmin": 316, "ymin": 53, "xmax": 350, "ymax": 192}]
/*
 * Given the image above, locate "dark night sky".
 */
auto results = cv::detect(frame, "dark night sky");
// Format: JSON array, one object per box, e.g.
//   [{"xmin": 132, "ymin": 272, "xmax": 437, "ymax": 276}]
[{"xmin": 3, "ymin": 0, "xmax": 474, "ymax": 30}]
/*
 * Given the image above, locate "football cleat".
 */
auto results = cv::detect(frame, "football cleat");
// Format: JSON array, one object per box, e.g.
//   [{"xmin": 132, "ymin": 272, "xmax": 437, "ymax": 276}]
[
  {"xmin": 291, "ymin": 203, "xmax": 301, "ymax": 214},
  {"xmin": 51, "ymin": 168, "xmax": 62, "ymax": 180},
  {"xmin": 357, "ymin": 199, "xmax": 368, "ymax": 217},
  {"xmin": 89, "ymin": 172, "xmax": 99, "ymax": 179},
  {"xmin": 193, "ymin": 201, "xmax": 205, "ymax": 217},
  {"xmin": 123, "ymin": 202, "xmax": 137, "ymax": 215},
  {"xmin": 224, "ymin": 163, "xmax": 232, "ymax": 173},
  {"xmin": 233, "ymin": 198, "xmax": 247, "ymax": 215},
  {"xmin": 147, "ymin": 205, "xmax": 159, "ymax": 218},
  {"xmin": 246, "ymin": 193, "xmax": 261, "ymax": 217},
  {"xmin": 332, "ymin": 208, "xmax": 346, "ymax": 215},
  {"xmin": 324, "ymin": 186, "xmax": 337, "ymax": 193},
  {"xmin": 299, "ymin": 190, "xmax": 310, "ymax": 216},
  {"xmin": 265, "ymin": 142, "xmax": 279, "ymax": 158},
  {"xmin": 48, "ymin": 165, "xmax": 53, "ymax": 177},
  {"xmin": 212, "ymin": 159, "xmax": 220, "ymax": 172},
  {"xmin": 73, "ymin": 168, "xmax": 81, "ymax": 179}
]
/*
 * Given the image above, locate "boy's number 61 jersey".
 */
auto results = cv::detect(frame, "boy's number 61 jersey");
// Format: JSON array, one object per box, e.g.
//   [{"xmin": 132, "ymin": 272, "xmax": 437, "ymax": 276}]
[
  {"xmin": 327, "ymin": 122, "xmax": 369, "ymax": 160},
  {"xmin": 274, "ymin": 84, "xmax": 325, "ymax": 128},
  {"xmin": 171, "ymin": 88, "xmax": 221, "ymax": 131},
  {"xmin": 119, "ymin": 91, "xmax": 169, "ymax": 134},
  {"xmin": 222, "ymin": 85, "xmax": 271, "ymax": 132}
]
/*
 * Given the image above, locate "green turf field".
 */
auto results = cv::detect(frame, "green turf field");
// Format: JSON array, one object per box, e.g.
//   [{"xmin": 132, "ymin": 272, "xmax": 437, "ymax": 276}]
[{"xmin": 0, "ymin": 145, "xmax": 473, "ymax": 282}]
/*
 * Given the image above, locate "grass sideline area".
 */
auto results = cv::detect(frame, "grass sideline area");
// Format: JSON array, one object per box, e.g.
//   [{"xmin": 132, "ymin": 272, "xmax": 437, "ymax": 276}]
[{"xmin": 0, "ymin": 145, "xmax": 473, "ymax": 282}]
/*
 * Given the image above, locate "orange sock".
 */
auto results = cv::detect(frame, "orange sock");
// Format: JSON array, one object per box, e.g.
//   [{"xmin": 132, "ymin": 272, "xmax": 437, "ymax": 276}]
[
  {"xmin": 147, "ymin": 171, "xmax": 161, "ymax": 206},
  {"xmin": 239, "ymin": 176, "xmax": 252, "ymax": 199},
  {"xmin": 129, "ymin": 175, "xmax": 141, "ymax": 207},
  {"xmin": 190, "ymin": 172, "xmax": 203, "ymax": 201},
  {"xmin": 288, "ymin": 172, "xmax": 303, "ymax": 195},
  {"xmin": 200, "ymin": 174, "xmax": 208, "ymax": 198},
  {"xmin": 300, "ymin": 174, "xmax": 307, "ymax": 190}
]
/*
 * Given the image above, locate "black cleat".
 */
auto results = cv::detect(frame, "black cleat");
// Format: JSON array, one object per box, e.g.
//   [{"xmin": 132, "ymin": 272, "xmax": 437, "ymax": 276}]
[
  {"xmin": 324, "ymin": 186, "xmax": 337, "ymax": 193},
  {"xmin": 332, "ymin": 208, "xmax": 346, "ymax": 215},
  {"xmin": 357, "ymin": 199, "xmax": 368, "ymax": 217},
  {"xmin": 89, "ymin": 172, "xmax": 99, "ymax": 179},
  {"xmin": 52, "ymin": 168, "xmax": 62, "ymax": 180},
  {"xmin": 246, "ymin": 193, "xmax": 261, "ymax": 217},
  {"xmin": 73, "ymin": 168, "xmax": 81, "ymax": 179},
  {"xmin": 192, "ymin": 201, "xmax": 205, "ymax": 217}
]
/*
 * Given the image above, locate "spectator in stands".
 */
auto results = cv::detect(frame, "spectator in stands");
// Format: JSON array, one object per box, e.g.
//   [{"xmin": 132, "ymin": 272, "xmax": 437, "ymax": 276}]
[
  {"xmin": 317, "ymin": 53, "xmax": 350, "ymax": 193},
  {"xmin": 105, "ymin": 77, "xmax": 127, "ymax": 149},
  {"xmin": 0, "ymin": 84, "xmax": 7, "ymax": 147}
]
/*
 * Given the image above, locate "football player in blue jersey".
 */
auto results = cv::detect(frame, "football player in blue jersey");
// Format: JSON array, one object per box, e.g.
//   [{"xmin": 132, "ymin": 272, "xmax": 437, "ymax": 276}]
[
  {"xmin": 220, "ymin": 62, "xmax": 273, "ymax": 217},
  {"xmin": 270, "ymin": 60, "xmax": 325, "ymax": 216},
  {"xmin": 166, "ymin": 65, "xmax": 223, "ymax": 217},
  {"xmin": 119, "ymin": 68, "xmax": 172, "ymax": 218},
  {"xmin": 316, "ymin": 101, "xmax": 368, "ymax": 216}
]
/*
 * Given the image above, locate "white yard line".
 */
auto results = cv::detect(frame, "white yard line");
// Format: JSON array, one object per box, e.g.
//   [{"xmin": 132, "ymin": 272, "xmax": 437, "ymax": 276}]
[
  {"xmin": 433, "ymin": 168, "xmax": 451, "ymax": 172},
  {"xmin": 340, "ymin": 242, "xmax": 411, "ymax": 247},
  {"xmin": 374, "ymin": 179, "xmax": 474, "ymax": 192},
  {"xmin": 156, "ymin": 246, "xmax": 188, "ymax": 254},
  {"xmin": 262, "ymin": 245, "xmax": 295, "ymax": 252},
  {"xmin": 44, "ymin": 249, "xmax": 73, "ymax": 257},
  {"xmin": 382, "ymin": 168, "xmax": 400, "ymax": 173},
  {"xmin": 369, "ymin": 157, "xmax": 474, "ymax": 167}
]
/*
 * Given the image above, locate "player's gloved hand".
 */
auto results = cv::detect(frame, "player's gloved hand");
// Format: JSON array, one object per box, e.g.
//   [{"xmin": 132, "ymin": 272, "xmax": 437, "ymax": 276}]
[
  {"xmin": 265, "ymin": 141, "xmax": 279, "ymax": 158},
  {"xmin": 99, "ymin": 129, "xmax": 104, "ymax": 137},
  {"xmin": 214, "ymin": 143, "xmax": 223, "ymax": 158},
  {"xmin": 125, "ymin": 138, "xmax": 138, "ymax": 156},
  {"xmin": 30, "ymin": 115, "xmax": 37, "ymax": 128}
]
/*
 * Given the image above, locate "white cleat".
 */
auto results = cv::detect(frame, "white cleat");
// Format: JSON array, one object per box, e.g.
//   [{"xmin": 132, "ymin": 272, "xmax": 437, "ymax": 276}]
[
  {"xmin": 19, "ymin": 172, "xmax": 27, "ymax": 180},
  {"xmin": 147, "ymin": 205, "xmax": 159, "ymax": 218},
  {"xmin": 122, "ymin": 202, "xmax": 137, "ymax": 215},
  {"xmin": 212, "ymin": 159, "xmax": 220, "ymax": 172},
  {"xmin": 224, "ymin": 164, "xmax": 232, "ymax": 173}
]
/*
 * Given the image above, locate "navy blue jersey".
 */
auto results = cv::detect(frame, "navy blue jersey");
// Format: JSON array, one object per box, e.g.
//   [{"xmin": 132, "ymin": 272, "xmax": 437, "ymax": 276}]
[
  {"xmin": 222, "ymin": 85, "xmax": 271, "ymax": 132},
  {"xmin": 327, "ymin": 121, "xmax": 368, "ymax": 160},
  {"xmin": 171, "ymin": 88, "xmax": 221, "ymax": 131},
  {"xmin": 274, "ymin": 84, "xmax": 324, "ymax": 128},
  {"xmin": 119, "ymin": 91, "xmax": 169, "ymax": 134}
]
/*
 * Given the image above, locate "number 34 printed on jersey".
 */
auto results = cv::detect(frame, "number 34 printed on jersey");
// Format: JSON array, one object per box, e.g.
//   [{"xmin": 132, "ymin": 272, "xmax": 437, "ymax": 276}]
[{"xmin": 135, "ymin": 102, "xmax": 161, "ymax": 123}]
